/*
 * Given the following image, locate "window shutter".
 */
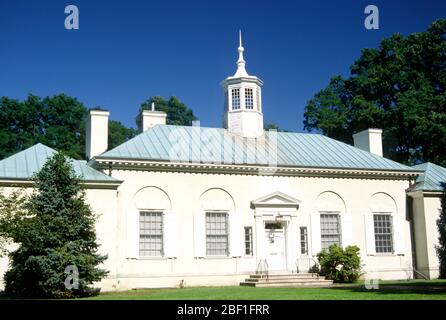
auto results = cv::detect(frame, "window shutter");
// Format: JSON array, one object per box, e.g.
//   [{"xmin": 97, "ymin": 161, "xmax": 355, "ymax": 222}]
[
  {"xmin": 310, "ymin": 213, "xmax": 321, "ymax": 255},
  {"xmin": 163, "ymin": 211, "xmax": 177, "ymax": 258},
  {"xmin": 392, "ymin": 214, "xmax": 405, "ymax": 255},
  {"xmin": 127, "ymin": 210, "xmax": 139, "ymax": 258},
  {"xmin": 194, "ymin": 211, "xmax": 206, "ymax": 258},
  {"xmin": 364, "ymin": 214, "xmax": 376, "ymax": 255},
  {"xmin": 341, "ymin": 214, "xmax": 353, "ymax": 248},
  {"xmin": 230, "ymin": 213, "xmax": 243, "ymax": 257}
]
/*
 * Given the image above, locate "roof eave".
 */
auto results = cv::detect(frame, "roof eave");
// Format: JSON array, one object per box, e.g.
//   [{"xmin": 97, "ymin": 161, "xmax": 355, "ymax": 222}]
[
  {"xmin": 0, "ymin": 178, "xmax": 123, "ymax": 190},
  {"xmin": 93, "ymin": 157, "xmax": 422, "ymax": 179}
]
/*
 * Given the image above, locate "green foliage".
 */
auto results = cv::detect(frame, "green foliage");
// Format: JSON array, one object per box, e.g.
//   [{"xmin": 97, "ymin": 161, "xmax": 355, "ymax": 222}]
[
  {"xmin": 0, "ymin": 153, "xmax": 108, "ymax": 298},
  {"xmin": 108, "ymin": 120, "xmax": 138, "ymax": 150},
  {"xmin": 138, "ymin": 96, "xmax": 197, "ymax": 126},
  {"xmin": 304, "ymin": 19, "xmax": 446, "ymax": 166},
  {"xmin": 0, "ymin": 94, "xmax": 87, "ymax": 160},
  {"xmin": 437, "ymin": 184, "xmax": 446, "ymax": 279},
  {"xmin": 264, "ymin": 123, "xmax": 290, "ymax": 132},
  {"xmin": 0, "ymin": 96, "xmax": 142, "ymax": 160},
  {"xmin": 317, "ymin": 244, "xmax": 362, "ymax": 283},
  {"xmin": 0, "ymin": 190, "xmax": 29, "ymax": 257}
]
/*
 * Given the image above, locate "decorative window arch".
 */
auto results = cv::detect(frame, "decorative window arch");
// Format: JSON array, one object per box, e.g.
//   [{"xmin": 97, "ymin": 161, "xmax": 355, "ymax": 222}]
[
  {"xmin": 311, "ymin": 191, "xmax": 352, "ymax": 255},
  {"xmin": 126, "ymin": 186, "xmax": 176, "ymax": 259},
  {"xmin": 194, "ymin": 188, "xmax": 243, "ymax": 258},
  {"xmin": 365, "ymin": 192, "xmax": 404, "ymax": 255}
]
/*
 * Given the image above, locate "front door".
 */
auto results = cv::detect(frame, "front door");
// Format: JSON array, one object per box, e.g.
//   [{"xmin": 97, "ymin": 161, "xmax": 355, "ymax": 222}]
[{"xmin": 265, "ymin": 222, "xmax": 286, "ymax": 271}]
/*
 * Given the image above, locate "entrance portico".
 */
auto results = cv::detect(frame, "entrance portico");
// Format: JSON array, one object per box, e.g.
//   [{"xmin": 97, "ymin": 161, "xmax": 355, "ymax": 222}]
[{"xmin": 251, "ymin": 192, "xmax": 301, "ymax": 272}]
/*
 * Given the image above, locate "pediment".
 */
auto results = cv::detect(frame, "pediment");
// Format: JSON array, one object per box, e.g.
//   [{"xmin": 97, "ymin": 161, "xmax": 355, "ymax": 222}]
[{"xmin": 251, "ymin": 191, "xmax": 301, "ymax": 209}]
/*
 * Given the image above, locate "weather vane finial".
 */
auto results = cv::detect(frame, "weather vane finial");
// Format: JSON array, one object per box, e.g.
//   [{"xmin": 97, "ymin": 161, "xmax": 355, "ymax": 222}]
[{"xmin": 234, "ymin": 30, "xmax": 248, "ymax": 77}]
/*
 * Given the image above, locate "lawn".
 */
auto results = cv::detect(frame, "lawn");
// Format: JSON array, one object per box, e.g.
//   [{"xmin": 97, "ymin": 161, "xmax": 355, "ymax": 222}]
[{"xmin": 84, "ymin": 280, "xmax": 446, "ymax": 300}]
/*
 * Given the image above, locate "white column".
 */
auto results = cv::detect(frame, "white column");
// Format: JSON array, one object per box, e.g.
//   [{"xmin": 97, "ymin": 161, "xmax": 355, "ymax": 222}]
[
  {"xmin": 240, "ymin": 85, "xmax": 246, "ymax": 110},
  {"xmin": 286, "ymin": 216, "xmax": 299, "ymax": 271},
  {"xmin": 255, "ymin": 214, "xmax": 267, "ymax": 260}
]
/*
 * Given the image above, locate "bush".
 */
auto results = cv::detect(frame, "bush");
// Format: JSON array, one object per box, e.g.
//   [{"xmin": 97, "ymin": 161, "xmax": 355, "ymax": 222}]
[{"xmin": 317, "ymin": 244, "xmax": 362, "ymax": 283}]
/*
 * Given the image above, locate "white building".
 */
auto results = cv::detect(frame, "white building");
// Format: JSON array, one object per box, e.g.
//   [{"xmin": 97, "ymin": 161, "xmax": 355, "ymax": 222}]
[{"xmin": 0, "ymin": 35, "xmax": 444, "ymax": 291}]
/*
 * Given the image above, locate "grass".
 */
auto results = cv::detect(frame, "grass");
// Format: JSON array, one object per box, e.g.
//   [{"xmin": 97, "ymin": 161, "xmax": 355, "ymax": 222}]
[{"xmin": 83, "ymin": 280, "xmax": 446, "ymax": 300}]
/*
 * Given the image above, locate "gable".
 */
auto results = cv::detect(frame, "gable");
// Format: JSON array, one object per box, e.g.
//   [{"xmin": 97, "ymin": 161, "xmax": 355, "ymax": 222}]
[
  {"xmin": 0, "ymin": 143, "xmax": 120, "ymax": 184},
  {"xmin": 251, "ymin": 191, "xmax": 301, "ymax": 208}
]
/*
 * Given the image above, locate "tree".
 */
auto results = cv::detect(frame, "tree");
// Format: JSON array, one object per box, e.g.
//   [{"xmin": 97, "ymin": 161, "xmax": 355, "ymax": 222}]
[
  {"xmin": 108, "ymin": 120, "xmax": 138, "ymax": 150},
  {"xmin": 437, "ymin": 183, "xmax": 446, "ymax": 279},
  {"xmin": 0, "ymin": 94, "xmax": 87, "ymax": 160},
  {"xmin": 0, "ymin": 95, "xmax": 45, "ymax": 159},
  {"xmin": 264, "ymin": 123, "xmax": 290, "ymax": 132},
  {"xmin": 0, "ymin": 95, "xmax": 140, "ymax": 160},
  {"xmin": 40, "ymin": 94, "xmax": 88, "ymax": 159},
  {"xmin": 138, "ymin": 96, "xmax": 197, "ymax": 126},
  {"xmin": 304, "ymin": 19, "xmax": 446, "ymax": 166},
  {"xmin": 0, "ymin": 153, "xmax": 108, "ymax": 298}
]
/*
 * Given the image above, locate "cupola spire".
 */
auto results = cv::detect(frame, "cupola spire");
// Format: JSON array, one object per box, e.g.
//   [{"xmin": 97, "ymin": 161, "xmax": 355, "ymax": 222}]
[
  {"xmin": 221, "ymin": 30, "xmax": 264, "ymax": 138},
  {"xmin": 234, "ymin": 30, "xmax": 248, "ymax": 77}
]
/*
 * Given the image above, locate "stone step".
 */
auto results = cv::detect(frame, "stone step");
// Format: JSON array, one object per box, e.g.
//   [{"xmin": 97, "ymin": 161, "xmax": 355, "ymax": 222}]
[
  {"xmin": 240, "ymin": 272, "xmax": 333, "ymax": 288},
  {"xmin": 245, "ymin": 277, "xmax": 326, "ymax": 283},
  {"xmin": 240, "ymin": 281, "xmax": 333, "ymax": 288},
  {"xmin": 249, "ymin": 273, "xmax": 318, "ymax": 279}
]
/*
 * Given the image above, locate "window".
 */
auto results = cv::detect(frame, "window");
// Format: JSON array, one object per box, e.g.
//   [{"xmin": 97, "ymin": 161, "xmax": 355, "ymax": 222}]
[
  {"xmin": 256, "ymin": 88, "xmax": 260, "ymax": 110},
  {"xmin": 256, "ymin": 88, "xmax": 262, "ymax": 112},
  {"xmin": 206, "ymin": 212, "xmax": 229, "ymax": 256},
  {"xmin": 320, "ymin": 213, "xmax": 342, "ymax": 251},
  {"xmin": 374, "ymin": 214, "xmax": 393, "ymax": 253},
  {"xmin": 245, "ymin": 88, "xmax": 253, "ymax": 109},
  {"xmin": 139, "ymin": 211, "xmax": 163, "ymax": 256},
  {"xmin": 231, "ymin": 88, "xmax": 240, "ymax": 110},
  {"xmin": 300, "ymin": 227, "xmax": 308, "ymax": 255},
  {"xmin": 244, "ymin": 227, "xmax": 253, "ymax": 256}
]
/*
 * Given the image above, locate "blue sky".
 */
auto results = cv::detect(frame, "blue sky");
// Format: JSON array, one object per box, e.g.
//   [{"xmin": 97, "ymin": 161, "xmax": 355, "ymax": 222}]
[{"xmin": 0, "ymin": 0, "xmax": 445, "ymax": 132}]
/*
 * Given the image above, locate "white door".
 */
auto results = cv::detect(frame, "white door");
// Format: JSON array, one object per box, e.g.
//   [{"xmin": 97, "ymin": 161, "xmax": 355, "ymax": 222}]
[{"xmin": 265, "ymin": 224, "xmax": 286, "ymax": 271}]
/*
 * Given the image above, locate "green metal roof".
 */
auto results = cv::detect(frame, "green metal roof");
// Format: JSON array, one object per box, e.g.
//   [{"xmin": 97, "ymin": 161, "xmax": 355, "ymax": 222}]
[
  {"xmin": 99, "ymin": 125, "xmax": 417, "ymax": 172},
  {"xmin": 412, "ymin": 162, "xmax": 446, "ymax": 192},
  {"xmin": 0, "ymin": 143, "xmax": 119, "ymax": 183}
]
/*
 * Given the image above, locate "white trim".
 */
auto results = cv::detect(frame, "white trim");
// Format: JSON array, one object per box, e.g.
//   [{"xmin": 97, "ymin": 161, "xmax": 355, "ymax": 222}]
[
  {"xmin": 310, "ymin": 213, "xmax": 321, "ymax": 255},
  {"xmin": 193, "ymin": 211, "xmax": 206, "ymax": 258},
  {"xmin": 93, "ymin": 158, "xmax": 421, "ymax": 179},
  {"xmin": 364, "ymin": 213, "xmax": 376, "ymax": 255}
]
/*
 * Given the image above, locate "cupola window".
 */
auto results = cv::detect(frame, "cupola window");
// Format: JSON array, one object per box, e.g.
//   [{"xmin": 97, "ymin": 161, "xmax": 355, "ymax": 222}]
[
  {"xmin": 245, "ymin": 88, "xmax": 253, "ymax": 109},
  {"xmin": 231, "ymin": 88, "xmax": 240, "ymax": 110}
]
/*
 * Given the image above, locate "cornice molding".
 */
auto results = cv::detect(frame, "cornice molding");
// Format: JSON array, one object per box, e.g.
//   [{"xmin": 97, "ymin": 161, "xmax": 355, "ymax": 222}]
[
  {"xmin": 93, "ymin": 158, "xmax": 421, "ymax": 180},
  {"xmin": 0, "ymin": 178, "xmax": 122, "ymax": 190}
]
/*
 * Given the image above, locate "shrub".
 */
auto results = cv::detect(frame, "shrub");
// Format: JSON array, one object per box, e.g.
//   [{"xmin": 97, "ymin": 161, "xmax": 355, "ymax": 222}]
[{"xmin": 317, "ymin": 244, "xmax": 362, "ymax": 283}]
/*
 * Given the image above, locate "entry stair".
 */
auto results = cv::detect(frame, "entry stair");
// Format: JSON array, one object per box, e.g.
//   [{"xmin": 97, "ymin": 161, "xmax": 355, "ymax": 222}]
[{"xmin": 240, "ymin": 272, "xmax": 333, "ymax": 288}]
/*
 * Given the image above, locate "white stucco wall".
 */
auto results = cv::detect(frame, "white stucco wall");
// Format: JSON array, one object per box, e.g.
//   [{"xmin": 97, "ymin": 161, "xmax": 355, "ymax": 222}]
[
  {"xmin": 0, "ymin": 170, "xmax": 420, "ymax": 292},
  {"xmin": 98, "ymin": 169, "xmax": 414, "ymax": 291},
  {"xmin": 411, "ymin": 192, "xmax": 441, "ymax": 279}
]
